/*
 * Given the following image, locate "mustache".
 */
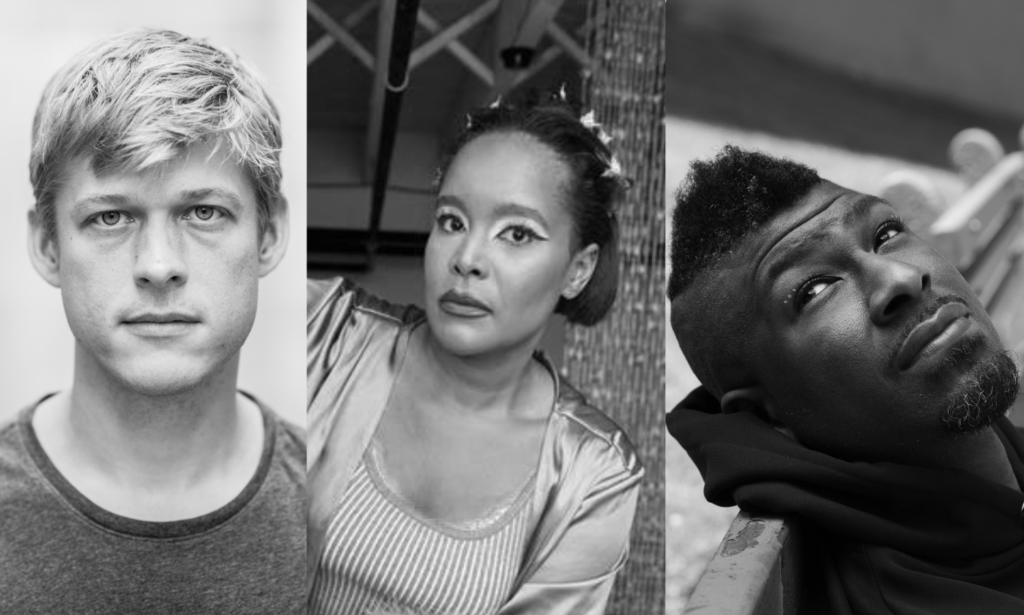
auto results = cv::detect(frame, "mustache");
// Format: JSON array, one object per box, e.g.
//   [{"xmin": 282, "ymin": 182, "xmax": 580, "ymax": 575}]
[{"xmin": 887, "ymin": 294, "xmax": 970, "ymax": 370}]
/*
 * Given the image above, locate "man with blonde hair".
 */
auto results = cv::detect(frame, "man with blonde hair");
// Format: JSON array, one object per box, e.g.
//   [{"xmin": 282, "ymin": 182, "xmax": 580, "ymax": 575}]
[{"xmin": 0, "ymin": 29, "xmax": 303, "ymax": 613}]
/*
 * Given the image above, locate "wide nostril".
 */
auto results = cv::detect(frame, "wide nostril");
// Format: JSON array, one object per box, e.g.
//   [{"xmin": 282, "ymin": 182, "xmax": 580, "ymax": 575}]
[{"xmin": 884, "ymin": 293, "xmax": 912, "ymax": 316}]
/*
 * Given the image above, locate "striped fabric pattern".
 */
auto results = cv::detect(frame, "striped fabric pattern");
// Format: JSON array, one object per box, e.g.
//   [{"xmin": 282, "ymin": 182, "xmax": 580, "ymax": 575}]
[{"xmin": 309, "ymin": 453, "xmax": 531, "ymax": 615}]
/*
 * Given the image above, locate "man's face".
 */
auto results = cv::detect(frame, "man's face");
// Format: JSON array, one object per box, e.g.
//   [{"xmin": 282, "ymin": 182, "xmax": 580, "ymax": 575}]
[
  {"xmin": 40, "ymin": 143, "xmax": 265, "ymax": 396},
  {"xmin": 728, "ymin": 181, "xmax": 1016, "ymax": 462}
]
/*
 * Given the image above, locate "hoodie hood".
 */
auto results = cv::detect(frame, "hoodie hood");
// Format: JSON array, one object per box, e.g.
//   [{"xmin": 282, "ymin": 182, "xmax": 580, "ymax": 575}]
[{"xmin": 668, "ymin": 386, "xmax": 1024, "ymax": 614}]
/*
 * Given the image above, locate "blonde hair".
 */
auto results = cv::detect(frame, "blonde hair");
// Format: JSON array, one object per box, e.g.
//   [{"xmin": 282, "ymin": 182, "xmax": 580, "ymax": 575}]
[{"xmin": 30, "ymin": 29, "xmax": 282, "ymax": 237}]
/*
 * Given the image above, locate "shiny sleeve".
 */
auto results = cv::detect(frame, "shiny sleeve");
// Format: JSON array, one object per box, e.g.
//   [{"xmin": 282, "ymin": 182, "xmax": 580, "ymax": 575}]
[
  {"xmin": 307, "ymin": 276, "xmax": 358, "ymax": 409},
  {"xmin": 499, "ymin": 439, "xmax": 643, "ymax": 615}
]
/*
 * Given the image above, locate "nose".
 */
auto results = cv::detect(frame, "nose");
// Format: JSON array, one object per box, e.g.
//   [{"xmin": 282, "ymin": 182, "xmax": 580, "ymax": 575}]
[
  {"xmin": 133, "ymin": 220, "xmax": 187, "ymax": 288},
  {"xmin": 866, "ymin": 254, "xmax": 930, "ymax": 325},
  {"xmin": 450, "ymin": 232, "xmax": 488, "ymax": 279}
]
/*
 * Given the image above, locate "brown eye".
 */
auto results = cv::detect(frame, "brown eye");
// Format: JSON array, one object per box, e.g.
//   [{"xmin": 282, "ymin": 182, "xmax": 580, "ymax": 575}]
[
  {"xmin": 194, "ymin": 206, "xmax": 215, "ymax": 221},
  {"xmin": 100, "ymin": 211, "xmax": 121, "ymax": 226},
  {"xmin": 498, "ymin": 224, "xmax": 540, "ymax": 246},
  {"xmin": 795, "ymin": 277, "xmax": 836, "ymax": 311},
  {"xmin": 436, "ymin": 213, "xmax": 465, "ymax": 233},
  {"xmin": 875, "ymin": 218, "xmax": 904, "ymax": 247}
]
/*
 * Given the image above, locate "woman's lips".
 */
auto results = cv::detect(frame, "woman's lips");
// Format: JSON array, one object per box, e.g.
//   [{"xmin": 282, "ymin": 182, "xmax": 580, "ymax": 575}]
[
  {"xmin": 438, "ymin": 290, "xmax": 491, "ymax": 318},
  {"xmin": 895, "ymin": 302, "xmax": 972, "ymax": 370}
]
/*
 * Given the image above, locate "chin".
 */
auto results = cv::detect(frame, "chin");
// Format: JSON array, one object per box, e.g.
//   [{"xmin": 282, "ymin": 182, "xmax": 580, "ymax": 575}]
[
  {"xmin": 940, "ymin": 348, "xmax": 1020, "ymax": 433},
  {"xmin": 429, "ymin": 324, "xmax": 497, "ymax": 358},
  {"xmin": 115, "ymin": 362, "xmax": 216, "ymax": 397},
  {"xmin": 97, "ymin": 349, "xmax": 237, "ymax": 398}
]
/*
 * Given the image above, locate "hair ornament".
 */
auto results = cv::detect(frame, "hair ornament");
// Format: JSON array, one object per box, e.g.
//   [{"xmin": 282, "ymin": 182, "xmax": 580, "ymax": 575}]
[
  {"xmin": 603, "ymin": 155, "xmax": 623, "ymax": 178},
  {"xmin": 580, "ymin": 109, "xmax": 614, "ymax": 146}
]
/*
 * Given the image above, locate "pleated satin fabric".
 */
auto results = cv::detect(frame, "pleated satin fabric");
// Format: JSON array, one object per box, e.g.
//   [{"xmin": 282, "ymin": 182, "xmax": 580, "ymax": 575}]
[
  {"xmin": 668, "ymin": 386, "xmax": 1024, "ymax": 615},
  {"xmin": 307, "ymin": 277, "xmax": 644, "ymax": 614}
]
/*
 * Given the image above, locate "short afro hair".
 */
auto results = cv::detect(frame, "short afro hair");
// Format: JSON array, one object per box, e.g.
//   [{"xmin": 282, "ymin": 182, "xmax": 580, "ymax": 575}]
[{"xmin": 668, "ymin": 146, "xmax": 820, "ymax": 299}]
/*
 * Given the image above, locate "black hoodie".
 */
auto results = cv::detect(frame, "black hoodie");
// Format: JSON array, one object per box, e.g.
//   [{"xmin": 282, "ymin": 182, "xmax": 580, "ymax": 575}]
[{"xmin": 668, "ymin": 386, "xmax": 1024, "ymax": 615}]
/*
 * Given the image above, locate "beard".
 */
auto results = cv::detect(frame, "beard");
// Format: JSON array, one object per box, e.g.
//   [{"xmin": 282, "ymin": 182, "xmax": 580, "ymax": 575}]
[{"xmin": 940, "ymin": 344, "xmax": 1020, "ymax": 433}]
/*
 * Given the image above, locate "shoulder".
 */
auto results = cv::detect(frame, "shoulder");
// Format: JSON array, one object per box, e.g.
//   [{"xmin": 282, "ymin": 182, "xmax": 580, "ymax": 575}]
[
  {"xmin": 0, "ymin": 405, "xmax": 53, "ymax": 508},
  {"xmin": 308, "ymin": 276, "xmax": 422, "ymax": 330},
  {"xmin": 551, "ymin": 377, "xmax": 644, "ymax": 481},
  {"xmin": 266, "ymin": 409, "xmax": 306, "ymax": 458}
]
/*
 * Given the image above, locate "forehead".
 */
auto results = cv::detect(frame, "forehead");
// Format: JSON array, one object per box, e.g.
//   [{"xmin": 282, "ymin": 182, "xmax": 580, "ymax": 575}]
[
  {"xmin": 719, "ymin": 181, "xmax": 885, "ymax": 274},
  {"xmin": 55, "ymin": 143, "xmax": 254, "ymax": 208},
  {"xmin": 701, "ymin": 181, "xmax": 891, "ymax": 305},
  {"xmin": 442, "ymin": 132, "xmax": 569, "ymax": 211}
]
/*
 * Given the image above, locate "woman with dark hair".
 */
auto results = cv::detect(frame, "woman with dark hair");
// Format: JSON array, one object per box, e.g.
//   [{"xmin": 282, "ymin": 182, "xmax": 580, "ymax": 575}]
[{"xmin": 307, "ymin": 96, "xmax": 643, "ymax": 615}]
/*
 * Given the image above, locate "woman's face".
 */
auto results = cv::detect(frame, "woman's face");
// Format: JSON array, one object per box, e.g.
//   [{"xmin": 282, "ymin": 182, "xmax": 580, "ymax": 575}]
[{"xmin": 425, "ymin": 131, "xmax": 592, "ymax": 358}]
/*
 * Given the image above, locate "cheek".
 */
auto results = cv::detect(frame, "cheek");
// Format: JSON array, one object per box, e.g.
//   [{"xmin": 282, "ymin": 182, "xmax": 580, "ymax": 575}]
[
  {"xmin": 423, "ymin": 235, "xmax": 447, "ymax": 291},
  {"xmin": 496, "ymin": 248, "xmax": 569, "ymax": 309}
]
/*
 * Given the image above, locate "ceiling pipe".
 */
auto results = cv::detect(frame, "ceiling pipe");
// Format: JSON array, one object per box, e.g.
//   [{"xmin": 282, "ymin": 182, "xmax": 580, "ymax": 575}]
[{"xmin": 367, "ymin": 0, "xmax": 421, "ymax": 265}]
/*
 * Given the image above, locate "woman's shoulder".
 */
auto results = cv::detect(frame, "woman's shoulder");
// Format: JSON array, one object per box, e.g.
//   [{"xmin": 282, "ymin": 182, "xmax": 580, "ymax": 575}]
[
  {"xmin": 307, "ymin": 276, "xmax": 423, "ymax": 328},
  {"xmin": 550, "ymin": 375, "xmax": 643, "ymax": 479}
]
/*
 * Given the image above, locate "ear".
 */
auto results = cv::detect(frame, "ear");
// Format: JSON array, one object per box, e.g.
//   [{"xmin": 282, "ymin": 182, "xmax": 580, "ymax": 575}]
[
  {"xmin": 720, "ymin": 386, "xmax": 767, "ymax": 417},
  {"xmin": 257, "ymin": 197, "xmax": 290, "ymax": 277},
  {"xmin": 27, "ymin": 209, "xmax": 61, "ymax": 288},
  {"xmin": 721, "ymin": 386, "xmax": 797, "ymax": 440},
  {"xmin": 561, "ymin": 242, "xmax": 599, "ymax": 300}
]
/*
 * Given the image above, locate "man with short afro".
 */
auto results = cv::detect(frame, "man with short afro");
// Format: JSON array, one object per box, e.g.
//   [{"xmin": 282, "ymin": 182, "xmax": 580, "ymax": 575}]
[{"xmin": 668, "ymin": 145, "xmax": 1024, "ymax": 615}]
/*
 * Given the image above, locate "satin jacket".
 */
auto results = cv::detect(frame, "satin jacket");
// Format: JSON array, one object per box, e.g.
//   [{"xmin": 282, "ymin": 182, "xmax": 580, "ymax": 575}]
[{"xmin": 307, "ymin": 277, "xmax": 643, "ymax": 614}]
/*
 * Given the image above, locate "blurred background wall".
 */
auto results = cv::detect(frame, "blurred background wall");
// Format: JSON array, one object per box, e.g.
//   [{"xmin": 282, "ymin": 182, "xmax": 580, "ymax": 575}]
[{"xmin": 0, "ymin": 0, "xmax": 306, "ymax": 426}]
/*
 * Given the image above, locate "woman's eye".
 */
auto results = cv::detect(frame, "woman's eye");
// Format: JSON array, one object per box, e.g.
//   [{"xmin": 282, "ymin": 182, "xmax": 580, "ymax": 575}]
[
  {"xmin": 498, "ymin": 224, "xmax": 539, "ymax": 246},
  {"xmin": 437, "ymin": 213, "xmax": 465, "ymax": 233},
  {"xmin": 795, "ymin": 278, "xmax": 835, "ymax": 310}
]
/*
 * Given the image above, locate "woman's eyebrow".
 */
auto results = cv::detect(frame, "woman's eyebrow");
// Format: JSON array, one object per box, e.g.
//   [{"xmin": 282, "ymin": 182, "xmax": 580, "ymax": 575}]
[{"xmin": 493, "ymin": 202, "xmax": 548, "ymax": 228}]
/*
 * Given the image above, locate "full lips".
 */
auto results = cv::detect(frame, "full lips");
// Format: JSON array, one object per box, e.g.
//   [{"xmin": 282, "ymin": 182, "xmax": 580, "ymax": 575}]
[
  {"xmin": 895, "ymin": 300, "xmax": 972, "ymax": 370},
  {"xmin": 438, "ymin": 290, "xmax": 491, "ymax": 317}
]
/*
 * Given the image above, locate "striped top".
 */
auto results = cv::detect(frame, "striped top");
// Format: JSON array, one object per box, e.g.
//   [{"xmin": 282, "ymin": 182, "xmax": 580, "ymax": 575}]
[{"xmin": 309, "ymin": 444, "xmax": 533, "ymax": 615}]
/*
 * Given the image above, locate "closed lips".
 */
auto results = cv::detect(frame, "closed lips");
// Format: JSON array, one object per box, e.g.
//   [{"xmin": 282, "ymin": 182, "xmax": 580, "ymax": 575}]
[
  {"xmin": 438, "ymin": 291, "xmax": 490, "ymax": 312},
  {"xmin": 123, "ymin": 313, "xmax": 200, "ymax": 324},
  {"xmin": 895, "ymin": 302, "xmax": 971, "ymax": 370}
]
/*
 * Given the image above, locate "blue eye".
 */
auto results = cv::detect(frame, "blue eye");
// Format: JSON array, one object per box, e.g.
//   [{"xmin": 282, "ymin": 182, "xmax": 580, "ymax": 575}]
[
  {"xmin": 193, "ymin": 206, "xmax": 216, "ymax": 221},
  {"xmin": 93, "ymin": 211, "xmax": 133, "ymax": 227}
]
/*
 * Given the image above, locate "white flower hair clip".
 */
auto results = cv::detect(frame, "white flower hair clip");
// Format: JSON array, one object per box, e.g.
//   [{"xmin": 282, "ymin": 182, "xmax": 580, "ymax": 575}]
[
  {"xmin": 579, "ymin": 109, "xmax": 614, "ymax": 146},
  {"xmin": 603, "ymin": 155, "xmax": 623, "ymax": 178}
]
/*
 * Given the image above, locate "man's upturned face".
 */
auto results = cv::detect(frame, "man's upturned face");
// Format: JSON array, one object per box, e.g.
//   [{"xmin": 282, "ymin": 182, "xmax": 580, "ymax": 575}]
[
  {"xmin": 733, "ymin": 181, "xmax": 1016, "ymax": 462},
  {"xmin": 46, "ymin": 143, "xmax": 263, "ymax": 396}
]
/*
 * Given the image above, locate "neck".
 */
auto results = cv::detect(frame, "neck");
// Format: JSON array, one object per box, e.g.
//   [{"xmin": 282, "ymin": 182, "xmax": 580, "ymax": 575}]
[
  {"xmin": 52, "ymin": 344, "xmax": 247, "ymax": 485},
  {"xmin": 929, "ymin": 425, "xmax": 1020, "ymax": 491},
  {"xmin": 414, "ymin": 324, "xmax": 546, "ymax": 416}
]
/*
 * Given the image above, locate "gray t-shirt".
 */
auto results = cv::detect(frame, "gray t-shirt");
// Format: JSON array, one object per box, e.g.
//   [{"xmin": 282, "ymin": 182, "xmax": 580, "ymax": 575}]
[{"xmin": 0, "ymin": 396, "xmax": 305, "ymax": 614}]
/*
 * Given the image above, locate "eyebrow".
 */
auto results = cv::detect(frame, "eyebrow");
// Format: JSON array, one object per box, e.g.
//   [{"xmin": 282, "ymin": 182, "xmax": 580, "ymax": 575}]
[
  {"xmin": 436, "ymin": 195, "xmax": 550, "ymax": 228},
  {"xmin": 72, "ymin": 193, "xmax": 134, "ymax": 213},
  {"xmin": 760, "ymin": 194, "xmax": 882, "ymax": 284},
  {"xmin": 177, "ymin": 188, "xmax": 243, "ymax": 209},
  {"xmin": 72, "ymin": 188, "xmax": 243, "ymax": 214}
]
